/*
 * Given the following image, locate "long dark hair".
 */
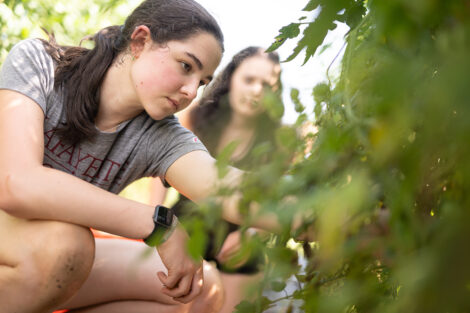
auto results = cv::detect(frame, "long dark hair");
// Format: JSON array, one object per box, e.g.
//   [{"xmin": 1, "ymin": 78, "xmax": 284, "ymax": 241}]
[
  {"xmin": 42, "ymin": 0, "xmax": 224, "ymax": 145},
  {"xmin": 190, "ymin": 47, "xmax": 282, "ymax": 161}
]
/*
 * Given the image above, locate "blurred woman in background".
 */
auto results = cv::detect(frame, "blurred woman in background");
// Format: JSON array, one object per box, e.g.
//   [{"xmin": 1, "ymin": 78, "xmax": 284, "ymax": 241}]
[{"xmin": 172, "ymin": 46, "xmax": 283, "ymax": 313}]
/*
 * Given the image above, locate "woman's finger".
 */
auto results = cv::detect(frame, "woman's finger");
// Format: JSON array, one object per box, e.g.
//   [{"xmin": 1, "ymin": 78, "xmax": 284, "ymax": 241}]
[
  {"xmin": 173, "ymin": 266, "xmax": 204, "ymax": 303},
  {"xmin": 157, "ymin": 270, "xmax": 181, "ymax": 289},
  {"xmin": 161, "ymin": 273, "xmax": 193, "ymax": 299}
]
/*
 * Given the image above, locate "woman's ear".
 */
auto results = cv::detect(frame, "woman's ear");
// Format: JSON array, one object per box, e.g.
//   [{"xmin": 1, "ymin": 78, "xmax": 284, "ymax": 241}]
[{"xmin": 129, "ymin": 25, "xmax": 152, "ymax": 59}]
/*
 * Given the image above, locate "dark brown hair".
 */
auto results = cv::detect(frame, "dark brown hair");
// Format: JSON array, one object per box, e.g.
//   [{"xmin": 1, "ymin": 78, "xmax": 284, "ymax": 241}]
[
  {"xmin": 190, "ymin": 47, "xmax": 282, "ymax": 161},
  {"xmin": 43, "ymin": 0, "xmax": 224, "ymax": 144}
]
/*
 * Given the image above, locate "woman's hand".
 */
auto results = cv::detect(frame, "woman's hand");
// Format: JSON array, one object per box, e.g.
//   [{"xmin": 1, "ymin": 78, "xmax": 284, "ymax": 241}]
[
  {"xmin": 156, "ymin": 226, "xmax": 203, "ymax": 303},
  {"xmin": 216, "ymin": 229, "xmax": 244, "ymax": 265},
  {"xmin": 216, "ymin": 228, "xmax": 261, "ymax": 268}
]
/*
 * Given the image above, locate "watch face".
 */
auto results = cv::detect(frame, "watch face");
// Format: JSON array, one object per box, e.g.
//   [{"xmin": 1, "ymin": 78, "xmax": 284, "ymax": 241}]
[{"xmin": 156, "ymin": 205, "xmax": 173, "ymax": 226}]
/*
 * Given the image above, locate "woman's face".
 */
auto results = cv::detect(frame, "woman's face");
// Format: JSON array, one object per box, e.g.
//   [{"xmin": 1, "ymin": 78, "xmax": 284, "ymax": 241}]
[
  {"xmin": 131, "ymin": 31, "xmax": 222, "ymax": 120},
  {"xmin": 228, "ymin": 54, "xmax": 279, "ymax": 119}
]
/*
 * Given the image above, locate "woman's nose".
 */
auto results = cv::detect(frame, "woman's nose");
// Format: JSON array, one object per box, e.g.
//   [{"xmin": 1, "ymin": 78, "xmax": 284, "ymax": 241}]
[
  {"xmin": 251, "ymin": 82, "xmax": 263, "ymax": 97},
  {"xmin": 181, "ymin": 79, "xmax": 199, "ymax": 100}
]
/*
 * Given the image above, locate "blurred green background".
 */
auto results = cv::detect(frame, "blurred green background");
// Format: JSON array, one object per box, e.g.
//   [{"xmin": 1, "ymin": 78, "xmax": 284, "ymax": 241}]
[
  {"xmin": 0, "ymin": 0, "xmax": 141, "ymax": 58},
  {"xmin": 1, "ymin": 0, "xmax": 470, "ymax": 312}
]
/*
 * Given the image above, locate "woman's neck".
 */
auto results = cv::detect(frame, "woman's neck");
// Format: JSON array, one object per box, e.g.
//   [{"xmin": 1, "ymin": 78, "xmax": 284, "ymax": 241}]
[
  {"xmin": 96, "ymin": 54, "xmax": 143, "ymax": 132},
  {"xmin": 227, "ymin": 111, "xmax": 258, "ymax": 130},
  {"xmin": 216, "ymin": 112, "xmax": 258, "ymax": 160}
]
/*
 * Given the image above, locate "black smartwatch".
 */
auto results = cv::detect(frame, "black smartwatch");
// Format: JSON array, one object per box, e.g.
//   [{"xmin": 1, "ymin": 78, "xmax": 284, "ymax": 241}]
[{"xmin": 144, "ymin": 205, "xmax": 177, "ymax": 246}]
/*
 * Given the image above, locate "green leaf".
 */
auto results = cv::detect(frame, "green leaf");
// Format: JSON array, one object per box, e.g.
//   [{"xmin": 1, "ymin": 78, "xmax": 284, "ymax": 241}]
[
  {"xmin": 186, "ymin": 219, "xmax": 207, "ymax": 261},
  {"xmin": 266, "ymin": 36, "xmax": 287, "ymax": 53},
  {"xmin": 283, "ymin": 42, "xmax": 307, "ymax": 63},
  {"xmin": 281, "ymin": 23, "xmax": 301, "ymax": 39},
  {"xmin": 234, "ymin": 297, "xmax": 274, "ymax": 313},
  {"xmin": 313, "ymin": 82, "xmax": 331, "ymax": 103},
  {"xmin": 275, "ymin": 126, "xmax": 299, "ymax": 151},
  {"xmin": 215, "ymin": 141, "xmax": 238, "ymax": 178},
  {"xmin": 303, "ymin": 0, "xmax": 320, "ymax": 12},
  {"xmin": 271, "ymin": 280, "xmax": 287, "ymax": 292},
  {"xmin": 290, "ymin": 88, "xmax": 306, "ymax": 113},
  {"xmin": 263, "ymin": 90, "xmax": 284, "ymax": 119},
  {"xmin": 267, "ymin": 23, "xmax": 300, "ymax": 52},
  {"xmin": 301, "ymin": 21, "xmax": 332, "ymax": 64},
  {"xmin": 344, "ymin": 1, "xmax": 366, "ymax": 29},
  {"xmin": 234, "ymin": 300, "xmax": 256, "ymax": 313}
]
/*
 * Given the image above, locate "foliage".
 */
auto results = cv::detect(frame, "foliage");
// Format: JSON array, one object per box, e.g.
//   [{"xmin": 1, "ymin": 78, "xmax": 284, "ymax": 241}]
[
  {"xmin": 2, "ymin": 1, "xmax": 470, "ymax": 312},
  {"xmin": 0, "ymin": 0, "xmax": 140, "ymax": 61},
  {"xmin": 220, "ymin": 0, "xmax": 470, "ymax": 312}
]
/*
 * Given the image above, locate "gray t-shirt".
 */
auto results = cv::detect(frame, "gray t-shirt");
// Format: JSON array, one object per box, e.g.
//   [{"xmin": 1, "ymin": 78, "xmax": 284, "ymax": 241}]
[{"xmin": 0, "ymin": 39, "xmax": 207, "ymax": 194}]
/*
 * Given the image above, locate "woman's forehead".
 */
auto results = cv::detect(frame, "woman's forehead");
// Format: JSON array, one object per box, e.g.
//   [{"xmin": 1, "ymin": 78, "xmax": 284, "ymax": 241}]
[
  {"xmin": 167, "ymin": 32, "xmax": 222, "ymax": 73},
  {"xmin": 237, "ymin": 55, "xmax": 276, "ymax": 77}
]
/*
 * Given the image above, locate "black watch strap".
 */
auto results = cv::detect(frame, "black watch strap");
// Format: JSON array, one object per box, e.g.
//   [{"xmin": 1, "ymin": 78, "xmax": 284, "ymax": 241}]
[{"xmin": 144, "ymin": 205, "xmax": 175, "ymax": 246}]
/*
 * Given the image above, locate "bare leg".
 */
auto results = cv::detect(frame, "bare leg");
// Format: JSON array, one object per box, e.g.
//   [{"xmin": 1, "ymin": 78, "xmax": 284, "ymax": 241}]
[
  {"xmin": 217, "ymin": 272, "xmax": 263, "ymax": 313},
  {"xmin": 68, "ymin": 300, "xmax": 183, "ymax": 313},
  {"xmin": 0, "ymin": 210, "xmax": 95, "ymax": 313},
  {"xmin": 61, "ymin": 238, "xmax": 224, "ymax": 313},
  {"xmin": 0, "ymin": 208, "xmax": 223, "ymax": 313}
]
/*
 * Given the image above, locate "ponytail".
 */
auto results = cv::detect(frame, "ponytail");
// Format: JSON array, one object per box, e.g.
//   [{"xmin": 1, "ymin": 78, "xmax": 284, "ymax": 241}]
[
  {"xmin": 43, "ymin": 26, "xmax": 126, "ymax": 144},
  {"xmin": 41, "ymin": 0, "xmax": 223, "ymax": 145}
]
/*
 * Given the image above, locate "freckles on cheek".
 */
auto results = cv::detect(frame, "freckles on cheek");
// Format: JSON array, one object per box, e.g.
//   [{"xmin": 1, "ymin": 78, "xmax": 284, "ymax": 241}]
[
  {"xmin": 134, "ymin": 69, "xmax": 179, "ymax": 93},
  {"xmin": 135, "ymin": 81, "xmax": 144, "ymax": 89},
  {"xmin": 136, "ymin": 76, "xmax": 160, "ymax": 92}
]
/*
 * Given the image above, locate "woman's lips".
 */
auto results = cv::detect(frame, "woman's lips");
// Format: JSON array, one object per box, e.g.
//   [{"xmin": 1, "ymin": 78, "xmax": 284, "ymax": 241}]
[{"xmin": 167, "ymin": 97, "xmax": 179, "ymax": 111}]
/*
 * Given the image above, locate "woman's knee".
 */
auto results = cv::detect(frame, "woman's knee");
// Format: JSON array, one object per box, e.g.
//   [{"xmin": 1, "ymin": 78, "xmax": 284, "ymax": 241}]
[
  {"xmin": 189, "ymin": 261, "xmax": 224, "ymax": 313},
  {"xmin": 20, "ymin": 221, "xmax": 95, "ymax": 304}
]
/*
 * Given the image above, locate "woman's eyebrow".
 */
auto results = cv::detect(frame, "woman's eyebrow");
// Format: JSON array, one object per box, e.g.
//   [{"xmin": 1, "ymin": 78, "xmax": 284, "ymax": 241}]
[
  {"xmin": 185, "ymin": 52, "xmax": 213, "ymax": 81},
  {"xmin": 185, "ymin": 52, "xmax": 203, "ymax": 70}
]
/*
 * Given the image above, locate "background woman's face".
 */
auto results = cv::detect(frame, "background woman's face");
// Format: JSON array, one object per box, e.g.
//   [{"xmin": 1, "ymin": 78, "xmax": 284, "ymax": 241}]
[{"xmin": 229, "ymin": 55, "xmax": 278, "ymax": 119}]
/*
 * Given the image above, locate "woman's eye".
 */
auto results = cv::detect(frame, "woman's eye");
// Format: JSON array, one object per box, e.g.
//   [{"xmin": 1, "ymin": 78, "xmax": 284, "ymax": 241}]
[
  {"xmin": 244, "ymin": 77, "xmax": 254, "ymax": 84},
  {"xmin": 263, "ymin": 82, "xmax": 272, "ymax": 90},
  {"xmin": 181, "ymin": 62, "xmax": 192, "ymax": 72}
]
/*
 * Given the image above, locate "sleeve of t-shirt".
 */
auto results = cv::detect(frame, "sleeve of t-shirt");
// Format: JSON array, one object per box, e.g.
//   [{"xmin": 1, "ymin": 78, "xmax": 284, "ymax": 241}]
[
  {"xmin": 0, "ymin": 38, "xmax": 55, "ymax": 114},
  {"xmin": 145, "ymin": 116, "xmax": 208, "ymax": 182}
]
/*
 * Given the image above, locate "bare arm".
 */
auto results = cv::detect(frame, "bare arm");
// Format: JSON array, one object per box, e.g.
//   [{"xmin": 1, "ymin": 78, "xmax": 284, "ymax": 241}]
[
  {"xmin": 0, "ymin": 90, "xmax": 209, "ymax": 302},
  {"xmin": 165, "ymin": 150, "xmax": 282, "ymax": 232},
  {"xmin": 0, "ymin": 90, "xmax": 154, "ymax": 239},
  {"xmin": 149, "ymin": 178, "xmax": 168, "ymax": 205}
]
